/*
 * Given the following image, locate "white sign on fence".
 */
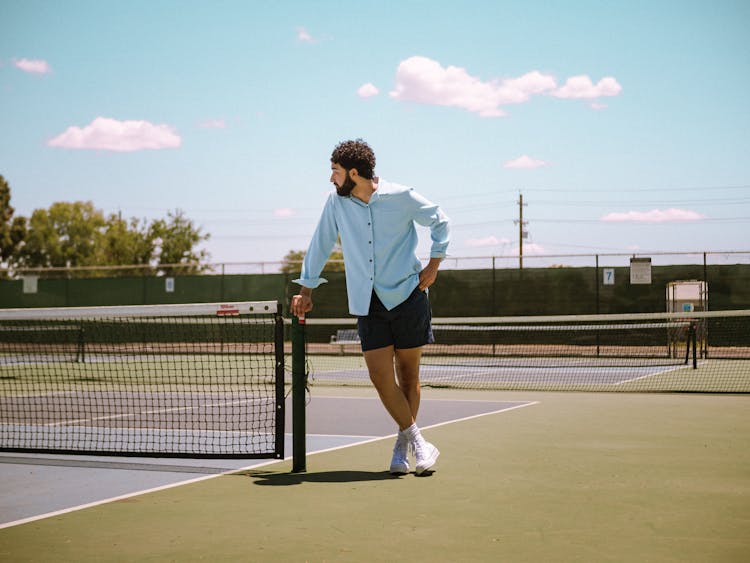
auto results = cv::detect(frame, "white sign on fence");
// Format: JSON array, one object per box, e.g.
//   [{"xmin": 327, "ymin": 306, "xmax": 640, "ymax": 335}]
[
  {"xmin": 630, "ymin": 257, "xmax": 652, "ymax": 285},
  {"xmin": 22, "ymin": 275, "xmax": 39, "ymax": 294}
]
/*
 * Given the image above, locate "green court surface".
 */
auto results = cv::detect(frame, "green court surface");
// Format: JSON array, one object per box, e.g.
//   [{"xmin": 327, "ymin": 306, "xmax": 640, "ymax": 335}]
[
  {"xmin": 1, "ymin": 389, "xmax": 749, "ymax": 562},
  {"xmin": 304, "ymin": 354, "xmax": 750, "ymax": 393}
]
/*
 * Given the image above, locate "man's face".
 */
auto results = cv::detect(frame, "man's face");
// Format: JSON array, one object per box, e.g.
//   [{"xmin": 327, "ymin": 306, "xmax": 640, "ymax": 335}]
[{"xmin": 330, "ymin": 163, "xmax": 355, "ymax": 196}]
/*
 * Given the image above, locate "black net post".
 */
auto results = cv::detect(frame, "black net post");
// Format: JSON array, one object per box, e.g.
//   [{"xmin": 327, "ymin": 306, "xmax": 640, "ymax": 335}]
[
  {"xmin": 292, "ymin": 315, "xmax": 306, "ymax": 472},
  {"xmin": 691, "ymin": 322, "xmax": 698, "ymax": 369},
  {"xmin": 274, "ymin": 304, "xmax": 285, "ymax": 459},
  {"xmin": 76, "ymin": 324, "xmax": 85, "ymax": 363}
]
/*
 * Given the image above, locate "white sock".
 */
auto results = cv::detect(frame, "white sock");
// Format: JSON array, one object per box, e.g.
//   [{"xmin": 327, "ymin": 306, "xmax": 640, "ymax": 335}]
[{"xmin": 403, "ymin": 423, "xmax": 420, "ymax": 441}]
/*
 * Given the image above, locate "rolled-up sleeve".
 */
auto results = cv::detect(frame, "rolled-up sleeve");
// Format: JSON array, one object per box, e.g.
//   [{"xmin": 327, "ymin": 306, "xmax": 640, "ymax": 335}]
[
  {"xmin": 411, "ymin": 191, "xmax": 450, "ymax": 258},
  {"xmin": 293, "ymin": 194, "xmax": 338, "ymax": 288}
]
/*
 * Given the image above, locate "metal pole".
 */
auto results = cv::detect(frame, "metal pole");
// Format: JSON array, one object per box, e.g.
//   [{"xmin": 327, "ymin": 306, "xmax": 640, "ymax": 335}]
[
  {"xmin": 491, "ymin": 256, "xmax": 496, "ymax": 316},
  {"xmin": 292, "ymin": 314, "xmax": 307, "ymax": 472},
  {"xmin": 692, "ymin": 322, "xmax": 698, "ymax": 369},
  {"xmin": 595, "ymin": 254, "xmax": 600, "ymax": 315},
  {"xmin": 220, "ymin": 263, "xmax": 225, "ymax": 301},
  {"xmin": 274, "ymin": 304, "xmax": 285, "ymax": 459},
  {"xmin": 595, "ymin": 255, "xmax": 600, "ymax": 356},
  {"xmin": 519, "ymin": 193, "xmax": 524, "ymax": 271},
  {"xmin": 703, "ymin": 252, "xmax": 708, "ymax": 359}
]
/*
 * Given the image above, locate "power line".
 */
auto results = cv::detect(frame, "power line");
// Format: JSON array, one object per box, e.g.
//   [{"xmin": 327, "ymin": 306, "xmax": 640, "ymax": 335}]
[
  {"xmin": 441, "ymin": 184, "xmax": 750, "ymax": 201},
  {"xmin": 528, "ymin": 217, "xmax": 750, "ymax": 224},
  {"xmin": 528, "ymin": 198, "xmax": 750, "ymax": 206}
]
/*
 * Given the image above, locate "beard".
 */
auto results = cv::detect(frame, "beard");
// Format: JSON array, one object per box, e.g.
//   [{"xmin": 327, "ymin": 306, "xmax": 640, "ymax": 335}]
[{"xmin": 335, "ymin": 174, "xmax": 356, "ymax": 197}]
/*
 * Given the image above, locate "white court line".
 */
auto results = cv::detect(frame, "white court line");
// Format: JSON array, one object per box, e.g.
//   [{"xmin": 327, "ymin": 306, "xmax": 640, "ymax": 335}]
[
  {"xmin": 308, "ymin": 433, "xmax": 380, "ymax": 439},
  {"xmin": 0, "ymin": 400, "xmax": 539, "ymax": 530},
  {"xmin": 295, "ymin": 401, "xmax": 540, "ymax": 458},
  {"xmin": 47, "ymin": 398, "xmax": 273, "ymax": 427},
  {"xmin": 311, "ymin": 395, "xmax": 519, "ymax": 403},
  {"xmin": 0, "ymin": 455, "xmax": 284, "ymax": 530},
  {"xmin": 613, "ymin": 362, "xmax": 703, "ymax": 385}
]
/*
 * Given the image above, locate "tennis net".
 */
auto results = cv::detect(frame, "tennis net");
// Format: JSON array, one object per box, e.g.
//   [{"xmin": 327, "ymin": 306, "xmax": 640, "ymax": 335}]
[
  {"xmin": 0, "ymin": 302, "xmax": 285, "ymax": 458},
  {"xmin": 295, "ymin": 310, "xmax": 750, "ymax": 393}
]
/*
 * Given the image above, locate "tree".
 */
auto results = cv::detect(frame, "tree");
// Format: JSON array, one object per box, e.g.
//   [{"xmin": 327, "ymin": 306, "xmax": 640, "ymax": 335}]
[
  {"xmin": 280, "ymin": 246, "xmax": 345, "ymax": 274},
  {"xmin": 0, "ymin": 175, "xmax": 13, "ymax": 262},
  {"xmin": 280, "ymin": 250, "xmax": 306, "ymax": 274},
  {"xmin": 148, "ymin": 209, "xmax": 210, "ymax": 275},
  {"xmin": 8, "ymin": 194, "xmax": 210, "ymax": 277},
  {"xmin": 15, "ymin": 201, "xmax": 107, "ymax": 272},
  {"xmin": 100, "ymin": 213, "xmax": 156, "ymax": 275},
  {"xmin": 0, "ymin": 175, "xmax": 27, "ymax": 272}
]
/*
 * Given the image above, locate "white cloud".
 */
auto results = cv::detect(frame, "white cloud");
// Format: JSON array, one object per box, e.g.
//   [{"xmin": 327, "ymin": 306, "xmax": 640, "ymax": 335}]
[
  {"xmin": 390, "ymin": 56, "xmax": 624, "ymax": 118},
  {"xmin": 552, "ymin": 75, "xmax": 622, "ymax": 99},
  {"xmin": 13, "ymin": 58, "xmax": 51, "ymax": 74},
  {"xmin": 274, "ymin": 208, "xmax": 295, "ymax": 218},
  {"xmin": 198, "ymin": 118, "xmax": 226, "ymax": 129},
  {"xmin": 504, "ymin": 155, "xmax": 548, "ymax": 169},
  {"xmin": 499, "ymin": 71, "xmax": 558, "ymax": 103},
  {"xmin": 390, "ymin": 56, "xmax": 560, "ymax": 117},
  {"xmin": 296, "ymin": 26, "xmax": 316, "ymax": 43},
  {"xmin": 357, "ymin": 83, "xmax": 379, "ymax": 98},
  {"xmin": 465, "ymin": 235, "xmax": 511, "ymax": 247},
  {"xmin": 389, "ymin": 57, "xmax": 622, "ymax": 117},
  {"xmin": 48, "ymin": 117, "xmax": 181, "ymax": 152},
  {"xmin": 600, "ymin": 209, "xmax": 706, "ymax": 223}
]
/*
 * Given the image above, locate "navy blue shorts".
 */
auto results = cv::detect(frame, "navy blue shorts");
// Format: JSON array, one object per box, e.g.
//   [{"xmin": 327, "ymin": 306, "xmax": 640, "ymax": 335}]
[{"xmin": 357, "ymin": 287, "xmax": 435, "ymax": 352}]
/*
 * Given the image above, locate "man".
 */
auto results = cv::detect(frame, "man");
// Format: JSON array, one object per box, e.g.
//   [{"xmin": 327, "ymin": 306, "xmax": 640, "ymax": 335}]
[{"xmin": 290, "ymin": 139, "xmax": 450, "ymax": 476}]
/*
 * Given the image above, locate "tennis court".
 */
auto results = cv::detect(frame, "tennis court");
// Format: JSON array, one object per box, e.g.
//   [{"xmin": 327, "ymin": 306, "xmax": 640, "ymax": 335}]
[
  {"xmin": 1, "ymin": 303, "xmax": 748, "ymax": 561},
  {"xmin": 0, "ymin": 389, "xmax": 748, "ymax": 562},
  {"xmin": 0, "ymin": 392, "xmax": 533, "ymax": 525}
]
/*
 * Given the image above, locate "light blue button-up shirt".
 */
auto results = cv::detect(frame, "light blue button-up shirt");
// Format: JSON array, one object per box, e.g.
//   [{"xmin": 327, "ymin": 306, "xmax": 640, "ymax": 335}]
[{"xmin": 294, "ymin": 180, "xmax": 450, "ymax": 316}]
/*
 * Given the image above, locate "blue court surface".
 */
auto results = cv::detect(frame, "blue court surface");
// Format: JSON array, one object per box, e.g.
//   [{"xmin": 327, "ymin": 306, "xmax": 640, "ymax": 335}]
[{"xmin": 0, "ymin": 394, "xmax": 536, "ymax": 528}]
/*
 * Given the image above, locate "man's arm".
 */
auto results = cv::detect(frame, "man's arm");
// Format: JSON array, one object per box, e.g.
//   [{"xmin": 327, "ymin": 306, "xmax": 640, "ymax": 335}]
[
  {"xmin": 418, "ymin": 257, "xmax": 443, "ymax": 290},
  {"xmin": 291, "ymin": 194, "xmax": 338, "ymax": 317},
  {"xmin": 410, "ymin": 190, "xmax": 449, "ymax": 290},
  {"xmin": 410, "ymin": 191, "xmax": 450, "ymax": 260}
]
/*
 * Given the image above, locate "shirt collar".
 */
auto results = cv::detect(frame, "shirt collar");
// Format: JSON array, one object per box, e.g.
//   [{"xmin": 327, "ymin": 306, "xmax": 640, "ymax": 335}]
[{"xmin": 348, "ymin": 178, "xmax": 382, "ymax": 206}]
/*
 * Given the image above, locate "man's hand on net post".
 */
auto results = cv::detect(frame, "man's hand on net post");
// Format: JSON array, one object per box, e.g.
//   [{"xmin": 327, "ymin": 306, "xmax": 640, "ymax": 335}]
[{"xmin": 291, "ymin": 292, "xmax": 313, "ymax": 318}]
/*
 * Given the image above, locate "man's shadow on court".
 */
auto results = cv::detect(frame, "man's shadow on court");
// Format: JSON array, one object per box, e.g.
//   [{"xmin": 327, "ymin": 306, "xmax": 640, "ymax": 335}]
[{"xmin": 243, "ymin": 469, "xmax": 433, "ymax": 485}]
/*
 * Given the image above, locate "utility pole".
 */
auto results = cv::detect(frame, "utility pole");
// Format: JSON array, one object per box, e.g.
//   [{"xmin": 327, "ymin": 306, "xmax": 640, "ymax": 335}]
[{"xmin": 514, "ymin": 193, "xmax": 528, "ymax": 270}]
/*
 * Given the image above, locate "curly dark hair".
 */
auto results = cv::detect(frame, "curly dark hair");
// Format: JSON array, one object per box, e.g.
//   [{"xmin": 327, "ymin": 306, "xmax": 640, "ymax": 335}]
[{"xmin": 330, "ymin": 139, "xmax": 376, "ymax": 179}]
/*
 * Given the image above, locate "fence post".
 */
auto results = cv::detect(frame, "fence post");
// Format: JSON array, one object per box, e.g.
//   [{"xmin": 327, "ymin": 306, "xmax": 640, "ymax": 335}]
[
  {"xmin": 595, "ymin": 254, "xmax": 600, "ymax": 315},
  {"xmin": 492, "ymin": 256, "xmax": 496, "ymax": 315}
]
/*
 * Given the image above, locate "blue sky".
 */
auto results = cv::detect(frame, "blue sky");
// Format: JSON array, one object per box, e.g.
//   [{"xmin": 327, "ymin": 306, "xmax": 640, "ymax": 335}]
[{"xmin": 1, "ymin": 0, "xmax": 749, "ymax": 270}]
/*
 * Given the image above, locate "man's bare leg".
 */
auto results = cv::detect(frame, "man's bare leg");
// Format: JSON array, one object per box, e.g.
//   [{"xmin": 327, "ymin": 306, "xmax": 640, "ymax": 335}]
[
  {"xmin": 395, "ymin": 346, "xmax": 423, "ymax": 421},
  {"xmin": 363, "ymin": 345, "xmax": 414, "ymax": 430},
  {"xmin": 393, "ymin": 344, "xmax": 438, "ymax": 474},
  {"xmin": 365, "ymin": 344, "xmax": 438, "ymax": 475}
]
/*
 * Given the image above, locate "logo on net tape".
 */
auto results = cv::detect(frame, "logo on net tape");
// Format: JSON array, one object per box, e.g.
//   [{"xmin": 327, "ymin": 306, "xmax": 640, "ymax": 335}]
[{"xmin": 216, "ymin": 304, "xmax": 241, "ymax": 316}]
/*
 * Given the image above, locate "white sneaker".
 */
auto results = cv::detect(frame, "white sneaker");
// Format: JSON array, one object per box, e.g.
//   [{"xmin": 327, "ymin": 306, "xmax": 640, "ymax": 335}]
[
  {"xmin": 412, "ymin": 438, "xmax": 439, "ymax": 475},
  {"xmin": 389, "ymin": 432, "xmax": 410, "ymax": 475}
]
